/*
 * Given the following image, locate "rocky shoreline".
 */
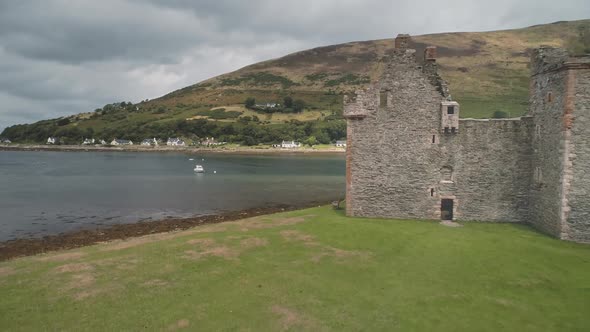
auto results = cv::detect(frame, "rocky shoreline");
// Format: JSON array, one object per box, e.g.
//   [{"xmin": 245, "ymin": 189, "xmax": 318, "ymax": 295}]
[
  {"xmin": 0, "ymin": 202, "xmax": 331, "ymax": 261},
  {"xmin": 0, "ymin": 144, "xmax": 345, "ymax": 154}
]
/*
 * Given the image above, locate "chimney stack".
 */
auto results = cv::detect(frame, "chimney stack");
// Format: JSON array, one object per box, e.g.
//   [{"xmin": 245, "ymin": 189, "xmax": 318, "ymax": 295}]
[
  {"xmin": 424, "ymin": 46, "xmax": 437, "ymax": 62},
  {"xmin": 395, "ymin": 34, "xmax": 410, "ymax": 49}
]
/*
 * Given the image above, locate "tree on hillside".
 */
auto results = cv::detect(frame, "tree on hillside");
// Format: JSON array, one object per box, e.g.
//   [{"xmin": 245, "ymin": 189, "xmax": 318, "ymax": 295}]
[
  {"xmin": 245, "ymin": 97, "xmax": 256, "ymax": 109},
  {"xmin": 242, "ymin": 136, "xmax": 257, "ymax": 146},
  {"xmin": 56, "ymin": 118, "xmax": 71, "ymax": 126},
  {"xmin": 305, "ymin": 136, "xmax": 318, "ymax": 147},
  {"xmin": 293, "ymin": 99, "xmax": 305, "ymax": 113},
  {"xmin": 283, "ymin": 96, "xmax": 293, "ymax": 108}
]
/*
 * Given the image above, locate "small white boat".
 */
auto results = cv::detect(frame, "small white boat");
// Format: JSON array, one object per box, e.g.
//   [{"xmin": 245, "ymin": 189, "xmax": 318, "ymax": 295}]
[
  {"xmin": 194, "ymin": 165, "xmax": 204, "ymax": 173},
  {"xmin": 189, "ymin": 158, "xmax": 194, "ymax": 161}
]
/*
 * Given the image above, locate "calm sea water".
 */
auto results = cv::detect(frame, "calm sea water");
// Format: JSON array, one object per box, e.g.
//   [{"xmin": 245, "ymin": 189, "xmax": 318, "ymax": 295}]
[{"xmin": 0, "ymin": 151, "xmax": 345, "ymax": 241}]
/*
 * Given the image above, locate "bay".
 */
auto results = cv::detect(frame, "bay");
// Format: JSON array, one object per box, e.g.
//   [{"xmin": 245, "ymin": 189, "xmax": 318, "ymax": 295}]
[{"xmin": 0, "ymin": 151, "xmax": 345, "ymax": 241}]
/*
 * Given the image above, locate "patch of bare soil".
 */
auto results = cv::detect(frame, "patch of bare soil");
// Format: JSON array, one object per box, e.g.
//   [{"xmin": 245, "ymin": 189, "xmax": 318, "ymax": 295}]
[
  {"xmin": 440, "ymin": 221, "xmax": 463, "ymax": 228},
  {"xmin": 1, "ymin": 203, "xmax": 326, "ymax": 261},
  {"xmin": 184, "ymin": 236, "xmax": 268, "ymax": 261},
  {"xmin": 280, "ymin": 230, "xmax": 317, "ymax": 244},
  {"xmin": 240, "ymin": 237, "xmax": 268, "ymax": 249},
  {"xmin": 167, "ymin": 319, "xmax": 190, "ymax": 331},
  {"xmin": 73, "ymin": 289, "xmax": 102, "ymax": 301},
  {"xmin": 184, "ymin": 246, "xmax": 238, "ymax": 261},
  {"xmin": 35, "ymin": 252, "xmax": 86, "ymax": 262},
  {"xmin": 142, "ymin": 279, "xmax": 169, "ymax": 287},
  {"xmin": 311, "ymin": 246, "xmax": 371, "ymax": 263},
  {"xmin": 0, "ymin": 266, "xmax": 15, "ymax": 277},
  {"xmin": 101, "ymin": 236, "xmax": 160, "ymax": 252},
  {"xmin": 49, "ymin": 262, "xmax": 112, "ymax": 301},
  {"xmin": 186, "ymin": 238, "xmax": 216, "ymax": 246},
  {"xmin": 271, "ymin": 305, "xmax": 307, "ymax": 331},
  {"xmin": 64, "ymin": 272, "xmax": 121, "ymax": 301},
  {"xmin": 94, "ymin": 256, "xmax": 140, "ymax": 272},
  {"xmin": 68, "ymin": 273, "xmax": 95, "ymax": 288},
  {"xmin": 280, "ymin": 229, "xmax": 372, "ymax": 263},
  {"xmin": 54, "ymin": 263, "xmax": 94, "ymax": 274},
  {"xmin": 237, "ymin": 215, "xmax": 312, "ymax": 232}
]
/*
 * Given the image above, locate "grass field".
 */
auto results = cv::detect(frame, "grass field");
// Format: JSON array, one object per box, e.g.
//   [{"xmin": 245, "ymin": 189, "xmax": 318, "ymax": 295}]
[{"xmin": 1, "ymin": 207, "xmax": 589, "ymax": 331}]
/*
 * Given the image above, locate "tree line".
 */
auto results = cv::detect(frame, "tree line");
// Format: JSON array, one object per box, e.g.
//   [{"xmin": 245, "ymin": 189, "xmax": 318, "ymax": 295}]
[{"xmin": 1, "ymin": 117, "xmax": 346, "ymax": 146}]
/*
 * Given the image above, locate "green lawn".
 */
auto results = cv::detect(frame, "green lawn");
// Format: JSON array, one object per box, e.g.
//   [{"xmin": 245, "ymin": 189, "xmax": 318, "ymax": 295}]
[{"xmin": 1, "ymin": 207, "xmax": 589, "ymax": 331}]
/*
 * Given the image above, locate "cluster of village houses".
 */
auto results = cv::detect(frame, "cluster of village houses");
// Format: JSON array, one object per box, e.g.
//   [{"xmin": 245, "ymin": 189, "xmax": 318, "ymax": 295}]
[
  {"xmin": 39, "ymin": 137, "xmax": 347, "ymax": 148},
  {"xmin": 44, "ymin": 136, "xmax": 226, "ymax": 147}
]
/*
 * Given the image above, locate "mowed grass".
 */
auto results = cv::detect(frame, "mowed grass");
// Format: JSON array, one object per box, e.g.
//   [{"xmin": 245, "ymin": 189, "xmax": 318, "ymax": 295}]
[{"xmin": 1, "ymin": 207, "xmax": 589, "ymax": 331}]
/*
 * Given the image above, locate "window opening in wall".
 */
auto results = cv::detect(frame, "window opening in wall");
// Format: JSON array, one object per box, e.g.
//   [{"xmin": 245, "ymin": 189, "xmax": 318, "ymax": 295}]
[
  {"xmin": 379, "ymin": 92, "xmax": 388, "ymax": 108},
  {"xmin": 444, "ymin": 127, "xmax": 450, "ymax": 134},
  {"xmin": 432, "ymin": 135, "xmax": 436, "ymax": 143},
  {"xmin": 535, "ymin": 124, "xmax": 541, "ymax": 138},
  {"xmin": 447, "ymin": 106, "xmax": 455, "ymax": 115},
  {"xmin": 451, "ymin": 127, "xmax": 456, "ymax": 134},
  {"xmin": 430, "ymin": 188, "xmax": 435, "ymax": 197},
  {"xmin": 547, "ymin": 92, "xmax": 553, "ymax": 103},
  {"xmin": 441, "ymin": 199, "xmax": 454, "ymax": 220},
  {"xmin": 441, "ymin": 166, "xmax": 453, "ymax": 182},
  {"xmin": 535, "ymin": 167, "xmax": 543, "ymax": 184}
]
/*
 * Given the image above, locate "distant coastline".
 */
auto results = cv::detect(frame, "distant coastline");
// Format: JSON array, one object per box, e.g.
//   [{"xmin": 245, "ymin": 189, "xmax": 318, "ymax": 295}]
[{"xmin": 0, "ymin": 144, "xmax": 345, "ymax": 154}]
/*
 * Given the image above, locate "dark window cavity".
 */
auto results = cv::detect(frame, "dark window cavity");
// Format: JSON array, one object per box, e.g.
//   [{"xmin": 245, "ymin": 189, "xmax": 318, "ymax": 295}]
[{"xmin": 380, "ymin": 92, "xmax": 388, "ymax": 108}]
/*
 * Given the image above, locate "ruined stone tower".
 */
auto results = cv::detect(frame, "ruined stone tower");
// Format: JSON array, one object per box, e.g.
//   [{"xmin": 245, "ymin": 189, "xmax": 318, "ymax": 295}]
[
  {"xmin": 343, "ymin": 34, "xmax": 590, "ymax": 243},
  {"xmin": 528, "ymin": 47, "xmax": 590, "ymax": 242}
]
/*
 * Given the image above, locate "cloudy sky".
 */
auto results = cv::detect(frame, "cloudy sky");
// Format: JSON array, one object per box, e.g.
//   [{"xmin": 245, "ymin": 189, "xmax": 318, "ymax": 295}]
[{"xmin": 0, "ymin": 0, "xmax": 588, "ymax": 131}]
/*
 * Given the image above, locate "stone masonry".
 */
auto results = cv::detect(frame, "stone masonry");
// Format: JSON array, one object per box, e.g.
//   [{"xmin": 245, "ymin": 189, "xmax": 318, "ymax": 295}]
[{"xmin": 344, "ymin": 34, "xmax": 590, "ymax": 243}]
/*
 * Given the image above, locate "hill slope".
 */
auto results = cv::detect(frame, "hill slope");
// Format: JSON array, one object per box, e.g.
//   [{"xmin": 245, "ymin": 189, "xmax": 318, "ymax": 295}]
[{"xmin": 2, "ymin": 19, "xmax": 589, "ymax": 144}]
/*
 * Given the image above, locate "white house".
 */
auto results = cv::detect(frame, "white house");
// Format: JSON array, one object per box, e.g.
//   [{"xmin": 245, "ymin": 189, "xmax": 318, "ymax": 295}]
[
  {"xmin": 99, "ymin": 139, "xmax": 107, "ymax": 145},
  {"xmin": 47, "ymin": 137, "xmax": 57, "ymax": 145},
  {"xmin": 281, "ymin": 140, "xmax": 301, "ymax": 148},
  {"xmin": 167, "ymin": 137, "xmax": 186, "ymax": 146},
  {"xmin": 1, "ymin": 139, "xmax": 11, "ymax": 144},
  {"xmin": 256, "ymin": 103, "xmax": 279, "ymax": 108},
  {"xmin": 82, "ymin": 138, "xmax": 95, "ymax": 145},
  {"xmin": 141, "ymin": 138, "xmax": 157, "ymax": 146},
  {"xmin": 335, "ymin": 140, "xmax": 347, "ymax": 147},
  {"xmin": 111, "ymin": 139, "xmax": 133, "ymax": 146},
  {"xmin": 202, "ymin": 137, "xmax": 224, "ymax": 146}
]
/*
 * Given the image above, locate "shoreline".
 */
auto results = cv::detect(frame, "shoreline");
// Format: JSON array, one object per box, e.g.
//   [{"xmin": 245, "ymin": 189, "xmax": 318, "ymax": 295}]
[
  {"xmin": 0, "ymin": 201, "xmax": 332, "ymax": 261},
  {"xmin": 0, "ymin": 144, "xmax": 345, "ymax": 154}
]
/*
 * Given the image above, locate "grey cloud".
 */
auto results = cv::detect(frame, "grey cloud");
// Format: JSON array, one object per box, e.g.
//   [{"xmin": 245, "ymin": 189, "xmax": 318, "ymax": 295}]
[{"xmin": 1, "ymin": 0, "xmax": 589, "ymax": 131}]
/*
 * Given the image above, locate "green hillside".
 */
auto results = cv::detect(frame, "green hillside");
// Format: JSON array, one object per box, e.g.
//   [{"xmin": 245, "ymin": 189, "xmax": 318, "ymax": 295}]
[{"xmin": 2, "ymin": 19, "xmax": 589, "ymax": 145}]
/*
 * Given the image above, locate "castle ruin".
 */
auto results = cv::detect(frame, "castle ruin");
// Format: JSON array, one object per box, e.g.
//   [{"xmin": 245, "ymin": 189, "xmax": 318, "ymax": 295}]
[{"xmin": 343, "ymin": 34, "xmax": 590, "ymax": 243}]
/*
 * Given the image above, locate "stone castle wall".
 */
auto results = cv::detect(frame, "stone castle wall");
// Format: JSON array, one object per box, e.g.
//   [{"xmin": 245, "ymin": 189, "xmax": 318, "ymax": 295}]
[
  {"xmin": 438, "ymin": 118, "xmax": 533, "ymax": 222},
  {"xmin": 528, "ymin": 49, "xmax": 590, "ymax": 242},
  {"xmin": 565, "ymin": 65, "xmax": 590, "ymax": 242},
  {"xmin": 345, "ymin": 46, "xmax": 533, "ymax": 222},
  {"xmin": 344, "ymin": 37, "xmax": 590, "ymax": 242},
  {"xmin": 528, "ymin": 48, "xmax": 570, "ymax": 237},
  {"xmin": 345, "ymin": 50, "xmax": 446, "ymax": 219}
]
